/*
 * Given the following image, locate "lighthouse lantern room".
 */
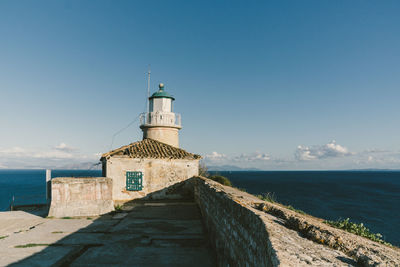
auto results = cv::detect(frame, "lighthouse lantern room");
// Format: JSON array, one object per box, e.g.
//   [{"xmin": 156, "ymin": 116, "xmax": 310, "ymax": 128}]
[{"xmin": 140, "ymin": 83, "xmax": 182, "ymax": 147}]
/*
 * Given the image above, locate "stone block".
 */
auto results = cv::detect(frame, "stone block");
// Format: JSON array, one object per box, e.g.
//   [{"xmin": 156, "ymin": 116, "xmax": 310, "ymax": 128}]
[{"xmin": 48, "ymin": 177, "xmax": 114, "ymax": 218}]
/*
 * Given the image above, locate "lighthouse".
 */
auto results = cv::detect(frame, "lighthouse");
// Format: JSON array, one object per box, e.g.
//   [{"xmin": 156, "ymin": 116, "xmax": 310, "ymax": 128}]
[
  {"xmin": 101, "ymin": 81, "xmax": 199, "ymax": 201},
  {"xmin": 140, "ymin": 83, "xmax": 182, "ymax": 147}
]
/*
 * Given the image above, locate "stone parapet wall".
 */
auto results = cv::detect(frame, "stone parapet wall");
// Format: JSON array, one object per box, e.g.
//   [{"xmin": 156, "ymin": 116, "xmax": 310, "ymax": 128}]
[
  {"xmin": 193, "ymin": 176, "xmax": 400, "ymax": 266},
  {"xmin": 194, "ymin": 177, "xmax": 276, "ymax": 266},
  {"xmin": 48, "ymin": 177, "xmax": 114, "ymax": 218}
]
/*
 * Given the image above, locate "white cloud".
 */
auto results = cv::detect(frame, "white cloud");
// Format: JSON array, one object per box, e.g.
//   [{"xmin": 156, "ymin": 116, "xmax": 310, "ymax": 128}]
[
  {"xmin": 0, "ymin": 147, "xmax": 27, "ymax": 157},
  {"xmin": 203, "ymin": 150, "xmax": 271, "ymax": 169},
  {"xmin": 54, "ymin": 143, "xmax": 76, "ymax": 152},
  {"xmin": 33, "ymin": 150, "xmax": 74, "ymax": 159},
  {"xmin": 205, "ymin": 151, "xmax": 227, "ymax": 161},
  {"xmin": 202, "ymin": 145, "xmax": 400, "ymax": 170},
  {"xmin": 363, "ymin": 149, "xmax": 389, "ymax": 154},
  {"xmin": 354, "ymin": 150, "xmax": 400, "ymax": 166},
  {"xmin": 0, "ymin": 143, "xmax": 99, "ymax": 169},
  {"xmin": 295, "ymin": 140, "xmax": 353, "ymax": 161},
  {"xmin": 233, "ymin": 152, "xmax": 270, "ymax": 162},
  {"xmin": 93, "ymin": 152, "xmax": 103, "ymax": 158},
  {"xmin": 0, "ymin": 144, "xmax": 76, "ymax": 159}
]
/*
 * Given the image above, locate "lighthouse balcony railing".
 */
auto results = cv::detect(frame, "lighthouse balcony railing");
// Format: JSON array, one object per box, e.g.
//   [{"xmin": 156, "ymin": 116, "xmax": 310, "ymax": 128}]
[{"xmin": 140, "ymin": 112, "xmax": 181, "ymax": 128}]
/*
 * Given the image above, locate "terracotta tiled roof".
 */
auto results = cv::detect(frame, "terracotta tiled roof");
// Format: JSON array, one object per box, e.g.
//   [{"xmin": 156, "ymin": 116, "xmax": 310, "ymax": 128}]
[{"xmin": 101, "ymin": 138, "xmax": 201, "ymax": 160}]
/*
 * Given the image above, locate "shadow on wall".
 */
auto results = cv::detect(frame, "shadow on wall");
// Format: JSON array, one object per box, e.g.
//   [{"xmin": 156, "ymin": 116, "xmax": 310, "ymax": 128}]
[
  {"xmin": 139, "ymin": 176, "xmax": 196, "ymax": 200},
  {"xmin": 6, "ymin": 178, "xmax": 217, "ymax": 267}
]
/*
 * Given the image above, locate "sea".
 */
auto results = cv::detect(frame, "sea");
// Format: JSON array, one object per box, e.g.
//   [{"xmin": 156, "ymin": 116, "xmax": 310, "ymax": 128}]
[{"xmin": 0, "ymin": 169, "xmax": 399, "ymax": 246}]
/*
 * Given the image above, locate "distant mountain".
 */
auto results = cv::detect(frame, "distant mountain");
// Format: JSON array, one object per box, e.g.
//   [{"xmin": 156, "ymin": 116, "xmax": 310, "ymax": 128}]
[
  {"xmin": 346, "ymin": 168, "xmax": 400, "ymax": 171},
  {"xmin": 207, "ymin": 165, "xmax": 260, "ymax": 171}
]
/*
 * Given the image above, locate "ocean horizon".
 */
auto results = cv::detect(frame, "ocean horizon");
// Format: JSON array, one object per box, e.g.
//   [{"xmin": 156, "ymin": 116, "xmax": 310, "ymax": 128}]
[{"xmin": 0, "ymin": 169, "xmax": 399, "ymax": 246}]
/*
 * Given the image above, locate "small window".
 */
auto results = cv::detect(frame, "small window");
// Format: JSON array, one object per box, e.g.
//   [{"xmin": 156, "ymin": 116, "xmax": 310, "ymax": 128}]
[{"xmin": 126, "ymin": 171, "xmax": 143, "ymax": 191}]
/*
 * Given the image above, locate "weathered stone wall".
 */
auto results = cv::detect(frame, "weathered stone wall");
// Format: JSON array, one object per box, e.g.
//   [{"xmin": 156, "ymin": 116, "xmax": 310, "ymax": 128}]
[
  {"xmin": 105, "ymin": 157, "xmax": 199, "ymax": 201},
  {"xmin": 193, "ymin": 177, "xmax": 400, "ymax": 266},
  {"xmin": 48, "ymin": 177, "xmax": 114, "ymax": 218},
  {"xmin": 194, "ymin": 177, "xmax": 278, "ymax": 266}
]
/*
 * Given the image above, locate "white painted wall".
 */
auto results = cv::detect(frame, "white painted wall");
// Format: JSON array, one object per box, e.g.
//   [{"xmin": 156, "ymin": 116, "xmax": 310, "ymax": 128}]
[
  {"xmin": 147, "ymin": 112, "xmax": 176, "ymax": 126},
  {"xmin": 151, "ymin": 98, "xmax": 172, "ymax": 112}
]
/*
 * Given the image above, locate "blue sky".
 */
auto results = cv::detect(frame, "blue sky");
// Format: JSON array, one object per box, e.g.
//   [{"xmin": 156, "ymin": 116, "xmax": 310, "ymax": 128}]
[{"xmin": 0, "ymin": 1, "xmax": 399, "ymax": 169}]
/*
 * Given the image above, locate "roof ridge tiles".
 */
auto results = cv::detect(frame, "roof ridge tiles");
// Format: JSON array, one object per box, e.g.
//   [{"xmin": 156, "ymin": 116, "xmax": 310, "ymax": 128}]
[{"xmin": 100, "ymin": 138, "xmax": 201, "ymax": 160}]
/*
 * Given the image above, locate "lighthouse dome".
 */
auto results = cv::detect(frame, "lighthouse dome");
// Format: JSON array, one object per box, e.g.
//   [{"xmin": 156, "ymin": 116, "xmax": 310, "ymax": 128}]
[{"xmin": 149, "ymin": 83, "xmax": 175, "ymax": 100}]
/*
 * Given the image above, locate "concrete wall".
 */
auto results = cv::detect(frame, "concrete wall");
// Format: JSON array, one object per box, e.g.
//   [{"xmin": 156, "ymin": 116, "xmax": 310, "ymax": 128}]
[
  {"xmin": 105, "ymin": 157, "xmax": 199, "ymax": 201},
  {"xmin": 48, "ymin": 177, "xmax": 114, "ymax": 218},
  {"xmin": 192, "ymin": 177, "xmax": 400, "ymax": 266}
]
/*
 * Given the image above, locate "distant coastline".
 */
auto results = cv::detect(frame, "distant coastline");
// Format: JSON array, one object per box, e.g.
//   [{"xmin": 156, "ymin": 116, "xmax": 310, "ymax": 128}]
[
  {"xmin": 1, "ymin": 167, "xmax": 400, "ymax": 172},
  {"xmin": 207, "ymin": 166, "xmax": 400, "ymax": 172}
]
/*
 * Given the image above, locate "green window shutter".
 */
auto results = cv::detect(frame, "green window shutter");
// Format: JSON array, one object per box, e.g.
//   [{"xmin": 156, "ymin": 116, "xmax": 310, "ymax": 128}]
[{"xmin": 126, "ymin": 171, "xmax": 143, "ymax": 191}]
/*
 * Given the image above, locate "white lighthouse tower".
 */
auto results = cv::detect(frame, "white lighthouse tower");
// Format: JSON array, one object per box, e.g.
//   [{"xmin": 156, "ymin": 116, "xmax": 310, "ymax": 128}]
[{"xmin": 140, "ymin": 83, "xmax": 182, "ymax": 147}]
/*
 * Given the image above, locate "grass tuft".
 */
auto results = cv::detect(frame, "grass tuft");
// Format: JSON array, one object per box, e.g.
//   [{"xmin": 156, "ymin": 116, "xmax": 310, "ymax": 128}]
[
  {"xmin": 114, "ymin": 204, "xmax": 123, "ymax": 212},
  {"xmin": 257, "ymin": 192, "xmax": 307, "ymax": 215},
  {"xmin": 285, "ymin": 205, "xmax": 307, "ymax": 215},
  {"xmin": 256, "ymin": 190, "xmax": 392, "ymax": 247},
  {"xmin": 256, "ymin": 192, "xmax": 276, "ymax": 203},
  {"xmin": 0, "ymin": 235, "xmax": 8, "ymax": 240},
  {"xmin": 208, "ymin": 175, "xmax": 232, "ymax": 186},
  {"xmin": 324, "ymin": 218, "xmax": 392, "ymax": 246},
  {"xmin": 15, "ymin": 243, "xmax": 50, "ymax": 248}
]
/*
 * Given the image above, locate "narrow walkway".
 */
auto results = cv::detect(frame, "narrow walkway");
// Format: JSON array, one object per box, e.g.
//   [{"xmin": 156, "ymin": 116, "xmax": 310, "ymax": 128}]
[{"xmin": 0, "ymin": 201, "xmax": 216, "ymax": 266}]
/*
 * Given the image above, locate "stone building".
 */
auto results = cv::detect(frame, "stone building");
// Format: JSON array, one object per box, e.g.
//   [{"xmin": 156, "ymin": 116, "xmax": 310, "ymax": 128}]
[{"xmin": 101, "ymin": 83, "xmax": 201, "ymax": 201}]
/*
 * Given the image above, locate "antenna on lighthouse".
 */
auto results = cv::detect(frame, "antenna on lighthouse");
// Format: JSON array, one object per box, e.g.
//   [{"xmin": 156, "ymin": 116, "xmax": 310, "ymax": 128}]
[{"xmin": 146, "ymin": 65, "xmax": 151, "ymax": 113}]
